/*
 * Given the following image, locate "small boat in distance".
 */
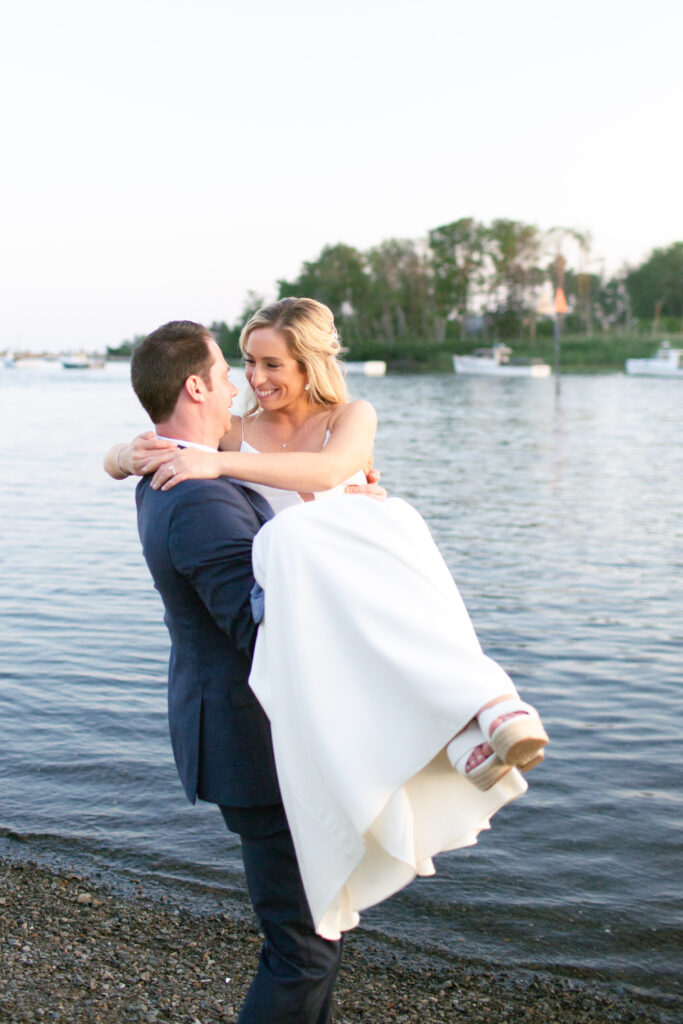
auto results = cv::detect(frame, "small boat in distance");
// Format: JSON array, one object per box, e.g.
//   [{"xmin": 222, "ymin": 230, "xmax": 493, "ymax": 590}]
[
  {"xmin": 625, "ymin": 342, "xmax": 683, "ymax": 377},
  {"xmin": 61, "ymin": 354, "xmax": 106, "ymax": 369},
  {"xmin": 344, "ymin": 360, "xmax": 387, "ymax": 377},
  {"xmin": 453, "ymin": 344, "xmax": 551, "ymax": 378},
  {"xmin": 4, "ymin": 353, "xmax": 49, "ymax": 369}
]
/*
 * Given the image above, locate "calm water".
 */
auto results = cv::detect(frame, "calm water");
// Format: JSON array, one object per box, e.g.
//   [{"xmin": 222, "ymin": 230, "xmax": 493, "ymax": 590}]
[{"xmin": 1, "ymin": 361, "xmax": 681, "ymax": 1010}]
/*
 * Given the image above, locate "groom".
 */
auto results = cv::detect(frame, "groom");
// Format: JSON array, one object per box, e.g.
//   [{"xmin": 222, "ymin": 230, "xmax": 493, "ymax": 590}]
[{"xmin": 130, "ymin": 319, "xmax": 379, "ymax": 1024}]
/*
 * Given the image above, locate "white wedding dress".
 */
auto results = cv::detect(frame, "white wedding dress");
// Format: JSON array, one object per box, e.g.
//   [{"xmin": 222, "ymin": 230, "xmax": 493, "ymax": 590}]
[{"xmin": 244, "ymin": 444, "xmax": 527, "ymax": 940}]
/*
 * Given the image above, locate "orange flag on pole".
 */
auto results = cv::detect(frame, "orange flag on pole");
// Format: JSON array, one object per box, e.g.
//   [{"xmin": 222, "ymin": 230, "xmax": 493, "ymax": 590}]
[{"xmin": 554, "ymin": 288, "xmax": 568, "ymax": 314}]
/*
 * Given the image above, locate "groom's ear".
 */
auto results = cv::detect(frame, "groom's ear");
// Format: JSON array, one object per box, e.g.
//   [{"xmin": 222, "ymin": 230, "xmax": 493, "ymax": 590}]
[{"xmin": 183, "ymin": 374, "xmax": 207, "ymax": 403}]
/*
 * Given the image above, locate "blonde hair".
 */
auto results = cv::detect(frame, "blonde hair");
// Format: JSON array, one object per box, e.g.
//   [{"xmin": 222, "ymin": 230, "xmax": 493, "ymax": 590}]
[{"xmin": 239, "ymin": 297, "xmax": 348, "ymax": 415}]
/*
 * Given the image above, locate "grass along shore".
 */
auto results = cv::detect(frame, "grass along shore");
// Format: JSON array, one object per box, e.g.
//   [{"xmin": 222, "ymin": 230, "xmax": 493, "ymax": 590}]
[{"xmin": 1, "ymin": 856, "xmax": 676, "ymax": 1024}]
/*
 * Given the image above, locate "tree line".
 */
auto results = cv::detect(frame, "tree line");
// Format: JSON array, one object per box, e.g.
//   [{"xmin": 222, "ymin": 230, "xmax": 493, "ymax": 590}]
[{"xmin": 110, "ymin": 221, "xmax": 683, "ymax": 360}]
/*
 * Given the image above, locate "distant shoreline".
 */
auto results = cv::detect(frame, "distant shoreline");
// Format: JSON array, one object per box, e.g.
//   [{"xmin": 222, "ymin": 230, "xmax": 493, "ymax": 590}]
[
  {"xmin": 1, "ymin": 855, "xmax": 676, "ymax": 1023},
  {"xmin": 3, "ymin": 333, "xmax": 681, "ymax": 375}
]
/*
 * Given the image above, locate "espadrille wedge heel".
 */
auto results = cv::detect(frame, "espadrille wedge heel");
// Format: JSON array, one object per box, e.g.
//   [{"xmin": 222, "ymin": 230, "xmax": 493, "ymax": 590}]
[{"xmin": 477, "ymin": 699, "xmax": 548, "ymax": 768}]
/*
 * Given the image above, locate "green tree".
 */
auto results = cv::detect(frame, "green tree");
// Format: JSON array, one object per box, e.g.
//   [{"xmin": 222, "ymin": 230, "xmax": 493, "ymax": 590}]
[
  {"xmin": 486, "ymin": 219, "xmax": 543, "ymax": 337},
  {"xmin": 210, "ymin": 320, "xmax": 237, "ymax": 355},
  {"xmin": 211, "ymin": 291, "xmax": 266, "ymax": 357},
  {"xmin": 107, "ymin": 334, "xmax": 144, "ymax": 357},
  {"xmin": 277, "ymin": 243, "xmax": 371, "ymax": 345},
  {"xmin": 365, "ymin": 238, "xmax": 432, "ymax": 344},
  {"xmin": 428, "ymin": 218, "xmax": 487, "ymax": 341},
  {"xmin": 625, "ymin": 242, "xmax": 683, "ymax": 322},
  {"xmin": 593, "ymin": 275, "xmax": 632, "ymax": 330}
]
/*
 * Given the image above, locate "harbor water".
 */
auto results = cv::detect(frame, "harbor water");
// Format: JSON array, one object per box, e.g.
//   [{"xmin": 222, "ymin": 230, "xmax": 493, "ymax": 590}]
[{"xmin": 1, "ymin": 360, "xmax": 681, "ymax": 1012}]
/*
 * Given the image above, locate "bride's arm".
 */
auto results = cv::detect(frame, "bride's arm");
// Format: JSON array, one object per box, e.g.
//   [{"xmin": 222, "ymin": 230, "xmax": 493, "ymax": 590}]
[
  {"xmin": 150, "ymin": 401, "xmax": 377, "ymax": 493},
  {"xmin": 103, "ymin": 433, "xmax": 178, "ymax": 479},
  {"xmin": 103, "ymin": 417, "xmax": 243, "ymax": 480}
]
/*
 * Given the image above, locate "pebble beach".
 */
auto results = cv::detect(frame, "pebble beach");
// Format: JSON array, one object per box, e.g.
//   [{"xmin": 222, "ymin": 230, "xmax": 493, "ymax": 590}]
[{"xmin": 1, "ymin": 858, "xmax": 675, "ymax": 1024}]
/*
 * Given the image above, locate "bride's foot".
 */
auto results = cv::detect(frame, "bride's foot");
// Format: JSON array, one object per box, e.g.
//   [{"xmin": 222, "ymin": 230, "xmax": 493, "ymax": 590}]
[
  {"xmin": 446, "ymin": 722, "xmax": 511, "ymax": 792},
  {"xmin": 477, "ymin": 698, "xmax": 548, "ymax": 768}
]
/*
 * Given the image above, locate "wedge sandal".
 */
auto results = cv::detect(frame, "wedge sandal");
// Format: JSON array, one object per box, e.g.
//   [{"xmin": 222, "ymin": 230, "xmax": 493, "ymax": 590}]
[
  {"xmin": 446, "ymin": 721, "xmax": 512, "ymax": 792},
  {"xmin": 477, "ymin": 699, "xmax": 548, "ymax": 768}
]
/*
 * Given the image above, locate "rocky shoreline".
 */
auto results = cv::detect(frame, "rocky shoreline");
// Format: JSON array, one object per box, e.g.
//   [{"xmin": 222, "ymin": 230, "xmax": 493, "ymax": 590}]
[{"xmin": 0, "ymin": 858, "xmax": 675, "ymax": 1023}]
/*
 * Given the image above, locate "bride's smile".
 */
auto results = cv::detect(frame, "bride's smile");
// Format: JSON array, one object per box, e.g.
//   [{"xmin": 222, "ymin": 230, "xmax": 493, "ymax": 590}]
[{"xmin": 244, "ymin": 326, "xmax": 309, "ymax": 412}]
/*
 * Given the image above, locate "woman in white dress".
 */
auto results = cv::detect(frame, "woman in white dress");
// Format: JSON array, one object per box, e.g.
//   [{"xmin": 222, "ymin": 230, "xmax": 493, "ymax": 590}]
[{"xmin": 106, "ymin": 297, "xmax": 548, "ymax": 938}]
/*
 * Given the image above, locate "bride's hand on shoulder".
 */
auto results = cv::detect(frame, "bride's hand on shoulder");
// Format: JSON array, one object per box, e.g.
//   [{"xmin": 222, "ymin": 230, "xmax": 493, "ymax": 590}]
[
  {"xmin": 105, "ymin": 432, "xmax": 177, "ymax": 478},
  {"xmin": 150, "ymin": 447, "xmax": 222, "ymax": 491},
  {"xmin": 129, "ymin": 432, "xmax": 179, "ymax": 474}
]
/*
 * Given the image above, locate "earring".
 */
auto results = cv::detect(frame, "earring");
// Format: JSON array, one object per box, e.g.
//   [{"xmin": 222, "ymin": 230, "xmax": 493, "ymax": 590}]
[{"xmin": 304, "ymin": 384, "xmax": 310, "ymax": 391}]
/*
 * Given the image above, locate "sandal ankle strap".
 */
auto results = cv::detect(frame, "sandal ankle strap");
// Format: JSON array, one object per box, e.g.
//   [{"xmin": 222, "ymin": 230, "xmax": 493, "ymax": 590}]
[{"xmin": 477, "ymin": 699, "xmax": 536, "ymax": 734}]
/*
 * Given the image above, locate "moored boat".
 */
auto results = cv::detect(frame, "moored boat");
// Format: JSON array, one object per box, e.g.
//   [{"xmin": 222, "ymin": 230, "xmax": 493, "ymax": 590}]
[
  {"xmin": 453, "ymin": 345, "xmax": 551, "ymax": 378},
  {"xmin": 344, "ymin": 360, "xmax": 387, "ymax": 377},
  {"xmin": 625, "ymin": 342, "xmax": 683, "ymax": 377},
  {"xmin": 61, "ymin": 354, "xmax": 106, "ymax": 369},
  {"xmin": 4, "ymin": 354, "xmax": 49, "ymax": 369}
]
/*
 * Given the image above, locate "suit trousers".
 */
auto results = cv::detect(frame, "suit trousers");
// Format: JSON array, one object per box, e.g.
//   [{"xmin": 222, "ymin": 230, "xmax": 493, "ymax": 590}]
[{"xmin": 220, "ymin": 804, "xmax": 344, "ymax": 1024}]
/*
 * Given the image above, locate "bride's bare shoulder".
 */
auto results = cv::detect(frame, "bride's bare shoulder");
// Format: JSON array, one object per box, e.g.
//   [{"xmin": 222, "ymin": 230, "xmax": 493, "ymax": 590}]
[{"xmin": 327, "ymin": 399, "xmax": 377, "ymax": 428}]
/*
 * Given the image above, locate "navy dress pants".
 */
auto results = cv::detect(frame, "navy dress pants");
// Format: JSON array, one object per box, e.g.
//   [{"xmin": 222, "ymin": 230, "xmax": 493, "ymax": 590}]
[{"xmin": 220, "ymin": 804, "xmax": 344, "ymax": 1024}]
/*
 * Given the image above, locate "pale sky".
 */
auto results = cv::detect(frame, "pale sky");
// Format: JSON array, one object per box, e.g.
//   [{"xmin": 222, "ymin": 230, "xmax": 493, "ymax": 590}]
[{"xmin": 2, "ymin": 0, "xmax": 681, "ymax": 353}]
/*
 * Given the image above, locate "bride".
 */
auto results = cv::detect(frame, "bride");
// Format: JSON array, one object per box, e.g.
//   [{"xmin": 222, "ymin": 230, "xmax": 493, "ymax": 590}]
[{"xmin": 105, "ymin": 296, "xmax": 548, "ymax": 938}]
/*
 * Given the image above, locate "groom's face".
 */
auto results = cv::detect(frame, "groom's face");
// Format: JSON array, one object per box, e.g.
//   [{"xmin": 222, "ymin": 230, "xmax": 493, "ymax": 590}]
[{"xmin": 205, "ymin": 339, "xmax": 239, "ymax": 436}]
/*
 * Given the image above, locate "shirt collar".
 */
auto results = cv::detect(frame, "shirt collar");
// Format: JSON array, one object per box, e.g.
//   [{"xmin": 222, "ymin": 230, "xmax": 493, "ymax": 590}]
[{"xmin": 155, "ymin": 433, "xmax": 219, "ymax": 453}]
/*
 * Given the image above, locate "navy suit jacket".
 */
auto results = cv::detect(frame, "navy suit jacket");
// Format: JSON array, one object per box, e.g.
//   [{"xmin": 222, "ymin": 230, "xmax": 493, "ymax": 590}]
[{"xmin": 136, "ymin": 474, "xmax": 282, "ymax": 808}]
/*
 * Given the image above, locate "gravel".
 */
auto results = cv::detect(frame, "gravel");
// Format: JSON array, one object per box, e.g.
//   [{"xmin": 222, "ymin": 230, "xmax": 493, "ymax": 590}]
[{"xmin": 0, "ymin": 858, "xmax": 675, "ymax": 1023}]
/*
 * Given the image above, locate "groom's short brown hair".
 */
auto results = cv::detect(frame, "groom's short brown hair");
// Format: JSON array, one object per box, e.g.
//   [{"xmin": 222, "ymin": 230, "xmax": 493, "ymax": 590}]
[{"xmin": 131, "ymin": 320, "xmax": 214, "ymax": 423}]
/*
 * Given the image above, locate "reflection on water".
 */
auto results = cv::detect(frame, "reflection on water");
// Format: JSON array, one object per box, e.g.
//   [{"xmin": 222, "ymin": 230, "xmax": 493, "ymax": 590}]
[{"xmin": 1, "ymin": 363, "xmax": 681, "ymax": 1005}]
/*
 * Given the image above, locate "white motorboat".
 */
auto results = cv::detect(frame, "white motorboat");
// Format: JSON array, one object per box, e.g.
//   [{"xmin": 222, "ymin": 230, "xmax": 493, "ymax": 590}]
[
  {"xmin": 625, "ymin": 342, "xmax": 683, "ymax": 377},
  {"xmin": 61, "ymin": 354, "xmax": 106, "ymax": 369},
  {"xmin": 4, "ymin": 354, "xmax": 49, "ymax": 369},
  {"xmin": 453, "ymin": 344, "xmax": 551, "ymax": 378},
  {"xmin": 344, "ymin": 360, "xmax": 387, "ymax": 377}
]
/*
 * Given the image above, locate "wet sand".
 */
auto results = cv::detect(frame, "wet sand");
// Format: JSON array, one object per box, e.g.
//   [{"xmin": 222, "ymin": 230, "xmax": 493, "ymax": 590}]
[{"xmin": 0, "ymin": 858, "xmax": 673, "ymax": 1023}]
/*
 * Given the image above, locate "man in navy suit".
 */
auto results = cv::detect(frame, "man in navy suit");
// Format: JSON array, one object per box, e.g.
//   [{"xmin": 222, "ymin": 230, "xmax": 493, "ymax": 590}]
[{"xmin": 131, "ymin": 320, "xmax": 356, "ymax": 1023}]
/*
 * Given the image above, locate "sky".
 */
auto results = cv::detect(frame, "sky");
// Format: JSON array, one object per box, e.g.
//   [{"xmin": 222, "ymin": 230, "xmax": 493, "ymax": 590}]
[{"xmin": 1, "ymin": 0, "xmax": 682, "ymax": 353}]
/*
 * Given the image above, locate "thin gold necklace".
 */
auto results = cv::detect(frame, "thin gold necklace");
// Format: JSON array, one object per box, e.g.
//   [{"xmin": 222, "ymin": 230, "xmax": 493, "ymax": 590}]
[{"xmin": 256, "ymin": 410, "xmax": 314, "ymax": 449}]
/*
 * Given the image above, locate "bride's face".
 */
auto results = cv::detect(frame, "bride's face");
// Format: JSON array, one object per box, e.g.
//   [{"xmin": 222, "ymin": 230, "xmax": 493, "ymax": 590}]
[{"xmin": 244, "ymin": 327, "xmax": 308, "ymax": 411}]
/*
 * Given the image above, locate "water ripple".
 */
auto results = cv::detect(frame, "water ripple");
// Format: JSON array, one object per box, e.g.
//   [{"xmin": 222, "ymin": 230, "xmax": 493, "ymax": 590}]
[{"xmin": 1, "ymin": 365, "xmax": 681, "ymax": 1000}]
